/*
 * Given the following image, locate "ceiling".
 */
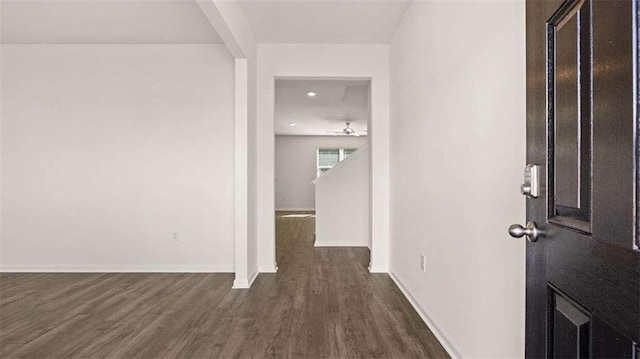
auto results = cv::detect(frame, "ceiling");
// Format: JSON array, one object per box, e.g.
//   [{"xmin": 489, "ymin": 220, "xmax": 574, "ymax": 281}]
[
  {"xmin": 275, "ymin": 79, "xmax": 369, "ymax": 136},
  {"xmin": 239, "ymin": 0, "xmax": 411, "ymax": 44},
  {"xmin": 0, "ymin": 0, "xmax": 223, "ymax": 44},
  {"xmin": 1, "ymin": 0, "xmax": 412, "ymax": 44}
]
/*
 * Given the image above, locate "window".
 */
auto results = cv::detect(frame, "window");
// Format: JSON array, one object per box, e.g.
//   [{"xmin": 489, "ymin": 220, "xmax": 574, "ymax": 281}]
[
  {"xmin": 317, "ymin": 148, "xmax": 358, "ymax": 177},
  {"xmin": 343, "ymin": 148, "xmax": 357, "ymax": 158}
]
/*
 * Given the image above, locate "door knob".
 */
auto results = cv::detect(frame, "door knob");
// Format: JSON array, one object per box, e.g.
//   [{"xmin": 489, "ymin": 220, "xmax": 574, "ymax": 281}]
[{"xmin": 508, "ymin": 221, "xmax": 543, "ymax": 242}]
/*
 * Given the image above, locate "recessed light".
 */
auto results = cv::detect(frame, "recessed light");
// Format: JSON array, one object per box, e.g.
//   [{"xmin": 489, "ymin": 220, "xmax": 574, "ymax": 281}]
[
  {"xmin": 289, "ymin": 122, "xmax": 297, "ymax": 126},
  {"xmin": 306, "ymin": 91, "xmax": 318, "ymax": 97}
]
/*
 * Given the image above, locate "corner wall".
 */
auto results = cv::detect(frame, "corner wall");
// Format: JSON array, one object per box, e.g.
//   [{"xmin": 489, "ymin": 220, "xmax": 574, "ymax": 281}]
[
  {"xmin": 0, "ymin": 44, "xmax": 236, "ymax": 272},
  {"xmin": 313, "ymin": 145, "xmax": 370, "ymax": 248},
  {"xmin": 388, "ymin": 1, "xmax": 526, "ymax": 357}
]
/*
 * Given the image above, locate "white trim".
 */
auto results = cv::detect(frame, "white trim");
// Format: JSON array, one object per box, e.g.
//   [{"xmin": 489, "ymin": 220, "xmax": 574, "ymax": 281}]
[
  {"xmin": 368, "ymin": 265, "xmax": 387, "ymax": 273},
  {"xmin": 256, "ymin": 45, "xmax": 390, "ymax": 275},
  {"xmin": 0, "ymin": 265, "xmax": 234, "ymax": 273},
  {"xmin": 389, "ymin": 272, "xmax": 463, "ymax": 359},
  {"xmin": 275, "ymin": 208, "xmax": 315, "ymax": 212},
  {"xmin": 314, "ymin": 243, "xmax": 369, "ymax": 248},
  {"xmin": 259, "ymin": 265, "xmax": 278, "ymax": 273},
  {"xmin": 248, "ymin": 269, "xmax": 259, "ymax": 286},
  {"xmin": 232, "ymin": 269, "xmax": 259, "ymax": 289}
]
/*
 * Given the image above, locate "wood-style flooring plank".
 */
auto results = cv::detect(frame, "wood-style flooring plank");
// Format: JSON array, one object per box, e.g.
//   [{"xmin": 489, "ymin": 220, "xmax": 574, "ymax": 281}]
[{"xmin": 0, "ymin": 212, "xmax": 449, "ymax": 358}]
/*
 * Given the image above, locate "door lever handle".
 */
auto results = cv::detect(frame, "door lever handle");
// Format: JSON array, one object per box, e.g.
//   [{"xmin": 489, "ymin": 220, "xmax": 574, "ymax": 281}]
[{"xmin": 508, "ymin": 221, "xmax": 543, "ymax": 242}]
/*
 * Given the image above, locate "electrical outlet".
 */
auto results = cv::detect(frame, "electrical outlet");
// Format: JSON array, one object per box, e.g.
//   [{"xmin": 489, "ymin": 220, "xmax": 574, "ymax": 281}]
[
  {"xmin": 171, "ymin": 232, "xmax": 180, "ymax": 242},
  {"xmin": 420, "ymin": 254, "xmax": 427, "ymax": 272}
]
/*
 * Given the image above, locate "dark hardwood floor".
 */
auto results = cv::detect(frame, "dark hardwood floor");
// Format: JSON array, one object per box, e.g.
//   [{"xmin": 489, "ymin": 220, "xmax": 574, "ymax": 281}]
[{"xmin": 0, "ymin": 212, "xmax": 449, "ymax": 358}]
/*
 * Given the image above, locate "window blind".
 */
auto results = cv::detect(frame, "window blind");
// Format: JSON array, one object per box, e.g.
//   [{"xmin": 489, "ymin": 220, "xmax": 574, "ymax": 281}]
[
  {"xmin": 318, "ymin": 148, "xmax": 340, "ymax": 167},
  {"xmin": 343, "ymin": 148, "xmax": 357, "ymax": 158}
]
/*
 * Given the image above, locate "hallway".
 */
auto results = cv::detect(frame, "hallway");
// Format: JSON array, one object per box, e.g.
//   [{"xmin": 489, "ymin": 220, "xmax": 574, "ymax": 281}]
[
  {"xmin": 0, "ymin": 213, "xmax": 448, "ymax": 358},
  {"xmin": 273, "ymin": 211, "xmax": 449, "ymax": 358}
]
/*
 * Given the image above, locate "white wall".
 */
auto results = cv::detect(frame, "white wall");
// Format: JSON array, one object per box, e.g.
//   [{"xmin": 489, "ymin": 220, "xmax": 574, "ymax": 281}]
[
  {"xmin": 0, "ymin": 44, "xmax": 236, "ymax": 272},
  {"xmin": 388, "ymin": 1, "xmax": 526, "ymax": 358},
  {"xmin": 313, "ymin": 145, "xmax": 370, "ymax": 248},
  {"xmin": 275, "ymin": 135, "xmax": 367, "ymax": 210},
  {"xmin": 257, "ymin": 44, "xmax": 390, "ymax": 273}
]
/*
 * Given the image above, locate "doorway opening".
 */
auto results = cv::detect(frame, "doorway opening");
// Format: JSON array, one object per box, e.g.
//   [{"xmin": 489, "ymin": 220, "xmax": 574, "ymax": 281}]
[{"xmin": 273, "ymin": 78, "xmax": 371, "ymax": 272}]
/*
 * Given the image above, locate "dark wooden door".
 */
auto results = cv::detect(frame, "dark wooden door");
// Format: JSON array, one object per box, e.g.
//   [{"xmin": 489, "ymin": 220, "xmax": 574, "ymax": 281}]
[{"xmin": 524, "ymin": 0, "xmax": 639, "ymax": 357}]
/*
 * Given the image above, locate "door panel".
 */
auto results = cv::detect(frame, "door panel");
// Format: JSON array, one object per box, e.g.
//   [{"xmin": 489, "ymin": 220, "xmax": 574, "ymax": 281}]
[
  {"xmin": 591, "ymin": 0, "xmax": 635, "ymax": 248},
  {"xmin": 547, "ymin": 0, "xmax": 592, "ymax": 231},
  {"xmin": 525, "ymin": 0, "xmax": 640, "ymax": 357},
  {"xmin": 554, "ymin": 9, "xmax": 580, "ymax": 211},
  {"xmin": 550, "ymin": 291, "xmax": 591, "ymax": 358}
]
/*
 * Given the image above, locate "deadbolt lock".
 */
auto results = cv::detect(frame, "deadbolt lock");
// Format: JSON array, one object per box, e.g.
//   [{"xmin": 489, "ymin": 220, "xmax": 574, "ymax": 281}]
[{"xmin": 521, "ymin": 164, "xmax": 540, "ymax": 198}]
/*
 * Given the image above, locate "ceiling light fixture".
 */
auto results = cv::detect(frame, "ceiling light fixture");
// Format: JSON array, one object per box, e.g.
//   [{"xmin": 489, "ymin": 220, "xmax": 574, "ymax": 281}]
[
  {"xmin": 289, "ymin": 122, "xmax": 297, "ymax": 126},
  {"xmin": 306, "ymin": 91, "xmax": 318, "ymax": 97}
]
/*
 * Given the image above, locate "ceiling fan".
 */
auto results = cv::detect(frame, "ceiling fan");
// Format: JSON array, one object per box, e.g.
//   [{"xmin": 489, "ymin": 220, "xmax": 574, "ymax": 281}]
[{"xmin": 326, "ymin": 121, "xmax": 367, "ymax": 137}]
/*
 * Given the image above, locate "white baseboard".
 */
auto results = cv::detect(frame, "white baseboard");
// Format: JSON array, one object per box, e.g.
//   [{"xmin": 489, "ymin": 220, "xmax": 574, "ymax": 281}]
[
  {"xmin": 232, "ymin": 270, "xmax": 259, "ymax": 289},
  {"xmin": 368, "ymin": 265, "xmax": 388, "ymax": 273},
  {"xmin": 0, "ymin": 265, "xmax": 234, "ymax": 273},
  {"xmin": 314, "ymin": 242, "xmax": 369, "ymax": 247},
  {"xmin": 389, "ymin": 272, "xmax": 463, "ymax": 359},
  {"xmin": 248, "ymin": 269, "xmax": 259, "ymax": 286},
  {"xmin": 259, "ymin": 264, "xmax": 278, "ymax": 273},
  {"xmin": 275, "ymin": 208, "xmax": 315, "ymax": 212}
]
